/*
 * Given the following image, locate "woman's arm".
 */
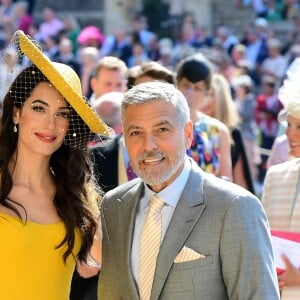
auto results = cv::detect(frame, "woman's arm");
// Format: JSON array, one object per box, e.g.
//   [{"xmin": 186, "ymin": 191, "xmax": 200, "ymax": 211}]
[
  {"xmin": 233, "ymin": 153, "xmax": 248, "ymax": 189},
  {"xmin": 76, "ymin": 217, "xmax": 102, "ymax": 278},
  {"xmin": 218, "ymin": 123, "xmax": 233, "ymax": 180}
]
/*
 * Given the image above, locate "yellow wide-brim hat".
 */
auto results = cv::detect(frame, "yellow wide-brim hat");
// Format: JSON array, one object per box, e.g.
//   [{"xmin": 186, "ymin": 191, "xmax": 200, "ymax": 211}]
[{"xmin": 16, "ymin": 30, "xmax": 109, "ymax": 136}]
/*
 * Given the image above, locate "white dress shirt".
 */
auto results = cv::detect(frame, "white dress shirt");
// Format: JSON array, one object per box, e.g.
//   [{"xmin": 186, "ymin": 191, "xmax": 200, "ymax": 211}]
[{"xmin": 130, "ymin": 157, "xmax": 191, "ymax": 285}]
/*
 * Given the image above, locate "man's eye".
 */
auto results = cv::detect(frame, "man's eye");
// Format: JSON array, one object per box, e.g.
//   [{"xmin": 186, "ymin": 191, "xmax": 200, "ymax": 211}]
[
  {"xmin": 159, "ymin": 127, "xmax": 169, "ymax": 132},
  {"xmin": 130, "ymin": 131, "xmax": 140, "ymax": 136}
]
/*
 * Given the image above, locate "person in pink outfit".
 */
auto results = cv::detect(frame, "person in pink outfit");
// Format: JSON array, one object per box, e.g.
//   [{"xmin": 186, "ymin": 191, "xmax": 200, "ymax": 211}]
[{"xmin": 37, "ymin": 5, "xmax": 65, "ymax": 42}]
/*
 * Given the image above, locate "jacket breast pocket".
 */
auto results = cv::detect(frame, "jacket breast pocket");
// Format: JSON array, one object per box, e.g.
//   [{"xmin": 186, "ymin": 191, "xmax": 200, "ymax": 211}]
[
  {"xmin": 172, "ymin": 255, "xmax": 213, "ymax": 271},
  {"xmin": 161, "ymin": 255, "xmax": 227, "ymax": 299},
  {"xmin": 162, "ymin": 256, "xmax": 214, "ymax": 293}
]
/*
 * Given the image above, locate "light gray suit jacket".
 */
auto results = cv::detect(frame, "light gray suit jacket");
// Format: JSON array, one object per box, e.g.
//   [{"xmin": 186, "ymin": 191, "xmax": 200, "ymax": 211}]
[{"xmin": 98, "ymin": 159, "xmax": 280, "ymax": 299}]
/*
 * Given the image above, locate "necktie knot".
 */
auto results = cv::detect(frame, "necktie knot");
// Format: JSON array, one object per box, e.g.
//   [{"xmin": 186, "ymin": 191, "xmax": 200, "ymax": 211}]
[{"xmin": 149, "ymin": 195, "xmax": 164, "ymax": 214}]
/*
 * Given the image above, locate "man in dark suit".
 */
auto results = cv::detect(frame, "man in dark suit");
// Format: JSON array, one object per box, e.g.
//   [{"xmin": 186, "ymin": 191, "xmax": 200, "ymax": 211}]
[
  {"xmin": 90, "ymin": 91, "xmax": 129, "ymax": 193},
  {"xmin": 91, "ymin": 133, "xmax": 128, "ymax": 193},
  {"xmin": 70, "ymin": 59, "xmax": 128, "ymax": 300},
  {"xmin": 97, "ymin": 81, "xmax": 280, "ymax": 299}
]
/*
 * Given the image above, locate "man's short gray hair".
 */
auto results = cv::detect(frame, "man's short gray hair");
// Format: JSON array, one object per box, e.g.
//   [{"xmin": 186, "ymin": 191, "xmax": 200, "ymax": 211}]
[{"xmin": 121, "ymin": 82, "xmax": 190, "ymax": 127}]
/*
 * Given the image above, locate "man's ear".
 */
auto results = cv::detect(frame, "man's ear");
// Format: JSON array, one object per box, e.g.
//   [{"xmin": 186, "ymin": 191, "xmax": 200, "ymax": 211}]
[
  {"xmin": 184, "ymin": 120, "xmax": 193, "ymax": 149},
  {"xmin": 90, "ymin": 77, "xmax": 97, "ymax": 92},
  {"xmin": 13, "ymin": 106, "xmax": 20, "ymax": 124}
]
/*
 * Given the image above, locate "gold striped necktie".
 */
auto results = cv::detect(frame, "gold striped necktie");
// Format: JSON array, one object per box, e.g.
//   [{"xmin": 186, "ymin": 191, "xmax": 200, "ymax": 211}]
[{"xmin": 139, "ymin": 194, "xmax": 164, "ymax": 300}]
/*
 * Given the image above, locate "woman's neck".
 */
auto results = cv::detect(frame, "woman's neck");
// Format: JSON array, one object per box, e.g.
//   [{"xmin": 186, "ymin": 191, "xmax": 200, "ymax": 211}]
[
  {"xmin": 191, "ymin": 111, "xmax": 205, "ymax": 124},
  {"xmin": 290, "ymin": 150, "xmax": 300, "ymax": 160},
  {"xmin": 10, "ymin": 152, "xmax": 53, "ymax": 191}
]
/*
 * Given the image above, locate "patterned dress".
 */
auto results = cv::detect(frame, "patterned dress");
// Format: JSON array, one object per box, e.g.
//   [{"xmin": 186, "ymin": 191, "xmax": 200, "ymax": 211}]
[{"xmin": 187, "ymin": 115, "xmax": 221, "ymax": 175}]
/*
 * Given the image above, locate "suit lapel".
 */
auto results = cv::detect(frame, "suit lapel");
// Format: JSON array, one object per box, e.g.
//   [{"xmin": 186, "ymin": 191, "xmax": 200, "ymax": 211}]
[
  {"xmin": 151, "ymin": 161, "xmax": 206, "ymax": 299},
  {"xmin": 115, "ymin": 181, "xmax": 144, "ymax": 298}
]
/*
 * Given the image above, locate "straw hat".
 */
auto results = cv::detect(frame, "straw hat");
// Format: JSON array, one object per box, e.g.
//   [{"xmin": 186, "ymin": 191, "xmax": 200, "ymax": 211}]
[{"xmin": 16, "ymin": 30, "xmax": 109, "ymax": 136}]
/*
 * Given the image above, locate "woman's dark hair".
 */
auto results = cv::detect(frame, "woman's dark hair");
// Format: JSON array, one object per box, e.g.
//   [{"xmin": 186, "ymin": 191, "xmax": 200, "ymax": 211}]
[
  {"xmin": 176, "ymin": 53, "xmax": 213, "ymax": 89},
  {"xmin": 0, "ymin": 65, "xmax": 99, "ymax": 262},
  {"xmin": 127, "ymin": 65, "xmax": 141, "ymax": 89}
]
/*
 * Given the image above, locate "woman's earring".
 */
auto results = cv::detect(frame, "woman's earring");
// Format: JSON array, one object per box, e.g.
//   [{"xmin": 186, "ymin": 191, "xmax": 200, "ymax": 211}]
[{"xmin": 13, "ymin": 124, "xmax": 18, "ymax": 133}]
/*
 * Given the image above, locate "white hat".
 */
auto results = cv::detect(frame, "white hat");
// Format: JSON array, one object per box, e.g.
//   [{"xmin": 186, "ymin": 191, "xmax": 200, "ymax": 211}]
[
  {"xmin": 278, "ymin": 58, "xmax": 300, "ymax": 121},
  {"xmin": 254, "ymin": 17, "xmax": 269, "ymax": 28},
  {"xmin": 232, "ymin": 74, "xmax": 253, "ymax": 89}
]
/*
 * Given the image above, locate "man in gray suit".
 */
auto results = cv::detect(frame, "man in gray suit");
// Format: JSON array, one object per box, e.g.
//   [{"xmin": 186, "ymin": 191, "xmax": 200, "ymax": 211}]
[{"xmin": 98, "ymin": 81, "xmax": 280, "ymax": 299}]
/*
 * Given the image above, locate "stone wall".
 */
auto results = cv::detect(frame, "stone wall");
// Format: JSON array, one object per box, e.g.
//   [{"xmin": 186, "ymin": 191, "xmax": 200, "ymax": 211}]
[
  {"xmin": 33, "ymin": 0, "xmax": 293, "ymax": 40},
  {"xmin": 33, "ymin": 0, "xmax": 104, "ymax": 28},
  {"xmin": 33, "ymin": 0, "xmax": 212, "ymax": 35},
  {"xmin": 34, "ymin": 1, "xmax": 103, "ymax": 12}
]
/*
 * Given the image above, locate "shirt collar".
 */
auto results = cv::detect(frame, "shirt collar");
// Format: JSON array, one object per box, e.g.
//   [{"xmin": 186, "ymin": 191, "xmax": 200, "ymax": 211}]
[{"xmin": 143, "ymin": 156, "xmax": 191, "ymax": 208}]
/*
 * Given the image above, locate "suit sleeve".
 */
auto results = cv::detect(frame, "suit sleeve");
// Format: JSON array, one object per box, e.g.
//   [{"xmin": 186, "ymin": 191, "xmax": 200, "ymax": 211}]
[
  {"xmin": 220, "ymin": 194, "xmax": 280, "ymax": 300},
  {"xmin": 97, "ymin": 199, "xmax": 119, "ymax": 299}
]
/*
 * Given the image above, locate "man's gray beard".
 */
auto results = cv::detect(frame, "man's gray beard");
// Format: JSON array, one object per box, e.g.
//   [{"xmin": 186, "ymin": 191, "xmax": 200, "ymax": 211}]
[{"xmin": 133, "ymin": 149, "xmax": 185, "ymax": 186}]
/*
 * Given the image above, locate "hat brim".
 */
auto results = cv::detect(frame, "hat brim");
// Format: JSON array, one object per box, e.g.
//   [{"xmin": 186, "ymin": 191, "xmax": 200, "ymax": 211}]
[{"xmin": 17, "ymin": 30, "xmax": 109, "ymax": 136}]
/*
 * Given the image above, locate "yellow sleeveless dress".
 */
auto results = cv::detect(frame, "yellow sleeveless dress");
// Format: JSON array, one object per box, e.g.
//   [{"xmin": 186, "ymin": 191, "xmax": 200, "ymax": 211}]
[{"xmin": 0, "ymin": 211, "xmax": 81, "ymax": 300}]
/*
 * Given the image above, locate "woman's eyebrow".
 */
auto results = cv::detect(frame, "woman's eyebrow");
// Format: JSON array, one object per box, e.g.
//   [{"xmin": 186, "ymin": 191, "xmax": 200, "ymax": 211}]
[
  {"xmin": 31, "ymin": 99, "xmax": 48, "ymax": 106},
  {"xmin": 31, "ymin": 99, "xmax": 70, "ymax": 110}
]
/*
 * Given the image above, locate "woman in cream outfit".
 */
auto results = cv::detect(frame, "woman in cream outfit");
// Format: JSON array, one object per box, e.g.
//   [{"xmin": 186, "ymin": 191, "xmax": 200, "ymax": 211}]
[{"xmin": 262, "ymin": 58, "xmax": 300, "ymax": 299}]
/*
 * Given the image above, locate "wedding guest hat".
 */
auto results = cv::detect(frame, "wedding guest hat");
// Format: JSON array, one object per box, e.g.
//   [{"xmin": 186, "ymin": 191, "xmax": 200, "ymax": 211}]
[
  {"xmin": 3, "ymin": 30, "xmax": 112, "ymax": 149},
  {"xmin": 278, "ymin": 58, "xmax": 300, "ymax": 122},
  {"xmin": 77, "ymin": 26, "xmax": 104, "ymax": 46}
]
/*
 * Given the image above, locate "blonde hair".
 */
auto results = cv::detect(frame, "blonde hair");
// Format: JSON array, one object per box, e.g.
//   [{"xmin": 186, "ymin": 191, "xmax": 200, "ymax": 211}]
[
  {"xmin": 94, "ymin": 56, "xmax": 128, "ymax": 78},
  {"xmin": 211, "ymin": 73, "xmax": 239, "ymax": 130},
  {"xmin": 79, "ymin": 47, "xmax": 99, "ymax": 64}
]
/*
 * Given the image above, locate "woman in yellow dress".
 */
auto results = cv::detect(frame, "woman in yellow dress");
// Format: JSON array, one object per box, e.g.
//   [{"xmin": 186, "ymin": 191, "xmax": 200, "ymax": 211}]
[{"xmin": 0, "ymin": 31, "xmax": 111, "ymax": 300}]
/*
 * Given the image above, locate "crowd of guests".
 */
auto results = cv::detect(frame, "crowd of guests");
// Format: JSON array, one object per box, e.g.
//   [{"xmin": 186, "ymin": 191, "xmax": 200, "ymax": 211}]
[
  {"xmin": 1, "ymin": 1, "xmax": 300, "ymax": 299},
  {"xmin": 0, "ymin": 1, "xmax": 299, "ymax": 189},
  {"xmin": 236, "ymin": 0, "xmax": 300, "ymax": 22}
]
